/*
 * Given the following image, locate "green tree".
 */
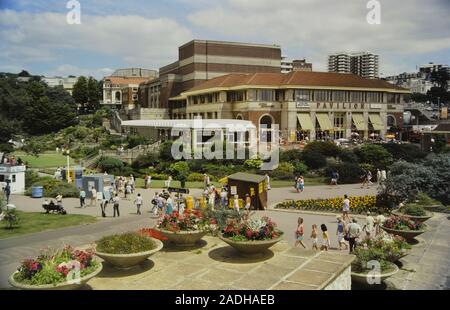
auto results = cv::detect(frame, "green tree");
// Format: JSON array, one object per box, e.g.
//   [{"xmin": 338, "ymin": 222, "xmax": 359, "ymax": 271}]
[
  {"xmin": 170, "ymin": 161, "xmax": 190, "ymax": 188},
  {"xmin": 72, "ymin": 76, "xmax": 88, "ymax": 107},
  {"xmin": 86, "ymin": 77, "xmax": 101, "ymax": 111},
  {"xmin": 354, "ymin": 144, "xmax": 393, "ymax": 169}
]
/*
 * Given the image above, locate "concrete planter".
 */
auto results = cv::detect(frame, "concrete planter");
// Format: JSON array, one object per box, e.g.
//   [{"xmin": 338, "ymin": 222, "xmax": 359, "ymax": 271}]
[
  {"xmin": 219, "ymin": 233, "xmax": 283, "ymax": 257},
  {"xmin": 381, "ymin": 226, "xmax": 426, "ymax": 242},
  {"xmin": 351, "ymin": 263, "xmax": 399, "ymax": 286},
  {"xmin": 9, "ymin": 263, "xmax": 103, "ymax": 290},
  {"xmin": 392, "ymin": 210, "xmax": 433, "ymax": 223},
  {"xmin": 154, "ymin": 228, "xmax": 208, "ymax": 247},
  {"xmin": 95, "ymin": 238, "xmax": 163, "ymax": 269}
]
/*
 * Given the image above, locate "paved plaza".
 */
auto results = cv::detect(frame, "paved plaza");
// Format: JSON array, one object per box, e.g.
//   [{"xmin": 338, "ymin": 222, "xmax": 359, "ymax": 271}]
[{"xmin": 0, "ymin": 184, "xmax": 448, "ymax": 290}]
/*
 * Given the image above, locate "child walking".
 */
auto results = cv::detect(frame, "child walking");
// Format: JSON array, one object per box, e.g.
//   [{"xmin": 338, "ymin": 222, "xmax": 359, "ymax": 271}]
[
  {"xmin": 320, "ymin": 224, "xmax": 330, "ymax": 251},
  {"xmin": 294, "ymin": 217, "xmax": 306, "ymax": 248},
  {"xmin": 311, "ymin": 224, "xmax": 319, "ymax": 251}
]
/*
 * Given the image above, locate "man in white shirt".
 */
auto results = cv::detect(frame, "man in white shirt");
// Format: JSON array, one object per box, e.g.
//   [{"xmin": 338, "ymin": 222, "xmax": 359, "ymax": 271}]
[
  {"xmin": 347, "ymin": 219, "xmax": 361, "ymax": 254},
  {"xmin": 134, "ymin": 193, "xmax": 143, "ymax": 215}
]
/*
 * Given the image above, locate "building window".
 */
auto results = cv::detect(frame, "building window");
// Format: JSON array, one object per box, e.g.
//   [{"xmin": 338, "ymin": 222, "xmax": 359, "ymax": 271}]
[
  {"xmin": 350, "ymin": 91, "xmax": 363, "ymax": 102},
  {"xmin": 314, "ymin": 90, "xmax": 330, "ymax": 102},
  {"xmin": 12, "ymin": 174, "xmax": 16, "ymax": 183},
  {"xmin": 257, "ymin": 90, "xmax": 274, "ymax": 101},
  {"xmin": 332, "ymin": 91, "xmax": 345, "ymax": 102},
  {"xmin": 294, "ymin": 90, "xmax": 310, "ymax": 101}
]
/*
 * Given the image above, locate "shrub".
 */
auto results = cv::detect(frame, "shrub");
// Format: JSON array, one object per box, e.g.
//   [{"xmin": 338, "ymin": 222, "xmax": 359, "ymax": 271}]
[
  {"xmin": 25, "ymin": 170, "xmax": 40, "ymax": 189},
  {"xmin": 325, "ymin": 162, "xmax": 363, "ymax": 184},
  {"xmin": 187, "ymin": 172, "xmax": 206, "ymax": 182},
  {"xmin": 293, "ymin": 162, "xmax": 308, "ymax": 176},
  {"xmin": 381, "ymin": 143, "xmax": 427, "ymax": 162},
  {"xmin": 302, "ymin": 150, "xmax": 327, "ymax": 170},
  {"xmin": 338, "ymin": 148, "xmax": 358, "ymax": 163},
  {"xmin": 149, "ymin": 173, "xmax": 169, "ymax": 180},
  {"xmin": 352, "ymin": 247, "xmax": 395, "ymax": 274},
  {"xmin": 96, "ymin": 156, "xmax": 124, "ymax": 173},
  {"xmin": 131, "ymin": 152, "xmax": 159, "ymax": 169},
  {"xmin": 354, "ymin": 144, "xmax": 393, "ymax": 169},
  {"xmin": 280, "ymin": 149, "xmax": 303, "ymax": 162},
  {"xmin": 271, "ymin": 162, "xmax": 294, "ymax": 180},
  {"xmin": 127, "ymin": 135, "xmax": 151, "ymax": 149},
  {"xmin": 403, "ymin": 204, "xmax": 427, "ymax": 216},
  {"xmin": 244, "ymin": 158, "xmax": 262, "ymax": 169},
  {"xmin": 26, "ymin": 178, "xmax": 79, "ymax": 198},
  {"xmin": 303, "ymin": 141, "xmax": 340, "ymax": 157},
  {"xmin": 96, "ymin": 232, "xmax": 156, "ymax": 254},
  {"xmin": 159, "ymin": 141, "xmax": 174, "ymax": 161},
  {"xmin": 415, "ymin": 192, "xmax": 442, "ymax": 206}
]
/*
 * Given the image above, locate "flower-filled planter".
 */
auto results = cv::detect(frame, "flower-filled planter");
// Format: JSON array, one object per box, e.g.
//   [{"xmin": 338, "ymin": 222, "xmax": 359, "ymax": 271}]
[
  {"xmin": 9, "ymin": 246, "xmax": 102, "ymax": 290},
  {"xmin": 219, "ymin": 216, "xmax": 283, "ymax": 257},
  {"xmin": 392, "ymin": 204, "xmax": 433, "ymax": 223},
  {"xmin": 351, "ymin": 245, "xmax": 399, "ymax": 286},
  {"xmin": 381, "ymin": 216, "xmax": 426, "ymax": 242},
  {"xmin": 358, "ymin": 234, "xmax": 411, "ymax": 263},
  {"xmin": 95, "ymin": 232, "xmax": 163, "ymax": 269},
  {"xmin": 154, "ymin": 210, "xmax": 217, "ymax": 247}
]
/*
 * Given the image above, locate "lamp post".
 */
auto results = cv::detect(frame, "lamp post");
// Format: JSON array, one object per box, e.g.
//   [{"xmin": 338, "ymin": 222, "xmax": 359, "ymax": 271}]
[{"xmin": 63, "ymin": 149, "xmax": 71, "ymax": 183}]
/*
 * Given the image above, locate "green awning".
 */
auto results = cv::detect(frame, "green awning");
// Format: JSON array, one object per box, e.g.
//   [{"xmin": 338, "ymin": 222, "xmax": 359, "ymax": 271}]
[
  {"xmin": 369, "ymin": 114, "xmax": 383, "ymax": 131},
  {"xmin": 352, "ymin": 113, "xmax": 367, "ymax": 131},
  {"xmin": 316, "ymin": 114, "xmax": 333, "ymax": 131},
  {"xmin": 297, "ymin": 113, "xmax": 314, "ymax": 131}
]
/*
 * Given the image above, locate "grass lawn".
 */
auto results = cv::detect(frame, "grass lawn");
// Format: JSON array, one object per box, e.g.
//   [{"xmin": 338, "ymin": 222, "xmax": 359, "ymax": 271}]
[
  {"xmin": 0, "ymin": 211, "xmax": 97, "ymax": 239},
  {"xmin": 135, "ymin": 177, "xmax": 326, "ymax": 189},
  {"xmin": 14, "ymin": 151, "xmax": 76, "ymax": 169}
]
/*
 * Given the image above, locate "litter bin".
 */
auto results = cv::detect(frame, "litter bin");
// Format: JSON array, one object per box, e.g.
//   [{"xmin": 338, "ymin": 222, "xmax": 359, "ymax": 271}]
[
  {"xmin": 31, "ymin": 186, "xmax": 44, "ymax": 198},
  {"xmin": 185, "ymin": 196, "xmax": 194, "ymax": 210}
]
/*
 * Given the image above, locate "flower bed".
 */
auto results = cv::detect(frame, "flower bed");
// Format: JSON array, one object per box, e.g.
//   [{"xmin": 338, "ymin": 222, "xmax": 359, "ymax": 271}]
[
  {"xmin": 276, "ymin": 196, "xmax": 377, "ymax": 214},
  {"xmin": 10, "ymin": 246, "xmax": 101, "ymax": 289}
]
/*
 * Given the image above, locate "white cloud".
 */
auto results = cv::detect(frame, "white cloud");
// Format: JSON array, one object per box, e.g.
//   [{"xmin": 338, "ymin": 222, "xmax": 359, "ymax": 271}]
[
  {"xmin": 0, "ymin": 9, "xmax": 193, "ymax": 73},
  {"xmin": 187, "ymin": 0, "xmax": 450, "ymax": 75}
]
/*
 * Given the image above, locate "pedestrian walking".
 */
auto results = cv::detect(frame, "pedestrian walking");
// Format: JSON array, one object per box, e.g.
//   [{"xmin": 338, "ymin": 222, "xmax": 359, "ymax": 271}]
[
  {"xmin": 245, "ymin": 194, "xmax": 251, "ymax": 211},
  {"xmin": 165, "ymin": 194, "xmax": 174, "ymax": 215},
  {"xmin": 294, "ymin": 217, "xmax": 306, "ymax": 248},
  {"xmin": 311, "ymin": 224, "xmax": 319, "ymax": 251},
  {"xmin": 55, "ymin": 193, "xmax": 63, "ymax": 208},
  {"xmin": 320, "ymin": 224, "xmax": 330, "ymax": 251},
  {"xmin": 233, "ymin": 194, "xmax": 240, "ymax": 214},
  {"xmin": 79, "ymin": 188, "xmax": 86, "ymax": 208},
  {"xmin": 377, "ymin": 169, "xmax": 382, "ymax": 184},
  {"xmin": 220, "ymin": 189, "xmax": 228, "ymax": 208},
  {"xmin": 265, "ymin": 174, "xmax": 271, "ymax": 190},
  {"xmin": 151, "ymin": 192, "xmax": 159, "ymax": 216},
  {"xmin": 165, "ymin": 176, "xmax": 172, "ymax": 189},
  {"xmin": 342, "ymin": 194, "xmax": 350, "ymax": 222},
  {"xmin": 347, "ymin": 219, "xmax": 361, "ymax": 254},
  {"xmin": 299, "ymin": 176, "xmax": 305, "ymax": 192},
  {"xmin": 112, "ymin": 194, "xmax": 120, "ymax": 217},
  {"xmin": 362, "ymin": 212, "xmax": 374, "ymax": 239},
  {"xmin": 3, "ymin": 183, "xmax": 11, "ymax": 204},
  {"xmin": 90, "ymin": 187, "xmax": 97, "ymax": 207},
  {"xmin": 134, "ymin": 193, "xmax": 143, "ymax": 215},
  {"xmin": 336, "ymin": 217, "xmax": 348, "ymax": 251}
]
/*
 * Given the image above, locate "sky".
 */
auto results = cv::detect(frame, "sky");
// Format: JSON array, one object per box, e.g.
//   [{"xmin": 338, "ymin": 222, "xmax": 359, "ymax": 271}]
[{"xmin": 0, "ymin": 0, "xmax": 449, "ymax": 79}]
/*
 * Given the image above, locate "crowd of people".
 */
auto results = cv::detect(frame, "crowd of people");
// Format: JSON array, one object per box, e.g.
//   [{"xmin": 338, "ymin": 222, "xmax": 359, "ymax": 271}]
[{"xmin": 294, "ymin": 194, "xmax": 386, "ymax": 254}]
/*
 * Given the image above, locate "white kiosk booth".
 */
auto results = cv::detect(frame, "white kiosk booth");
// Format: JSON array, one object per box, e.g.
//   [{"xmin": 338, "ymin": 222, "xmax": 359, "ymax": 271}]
[{"xmin": 0, "ymin": 164, "xmax": 26, "ymax": 194}]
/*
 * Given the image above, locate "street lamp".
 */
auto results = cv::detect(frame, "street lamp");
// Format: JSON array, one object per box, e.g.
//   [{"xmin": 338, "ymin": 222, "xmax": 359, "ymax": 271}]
[{"xmin": 63, "ymin": 149, "xmax": 71, "ymax": 183}]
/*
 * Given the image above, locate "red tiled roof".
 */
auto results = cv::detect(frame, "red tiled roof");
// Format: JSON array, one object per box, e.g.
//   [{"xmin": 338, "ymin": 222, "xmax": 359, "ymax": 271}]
[
  {"xmin": 186, "ymin": 71, "xmax": 409, "ymax": 93},
  {"xmin": 104, "ymin": 76, "xmax": 150, "ymax": 85}
]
